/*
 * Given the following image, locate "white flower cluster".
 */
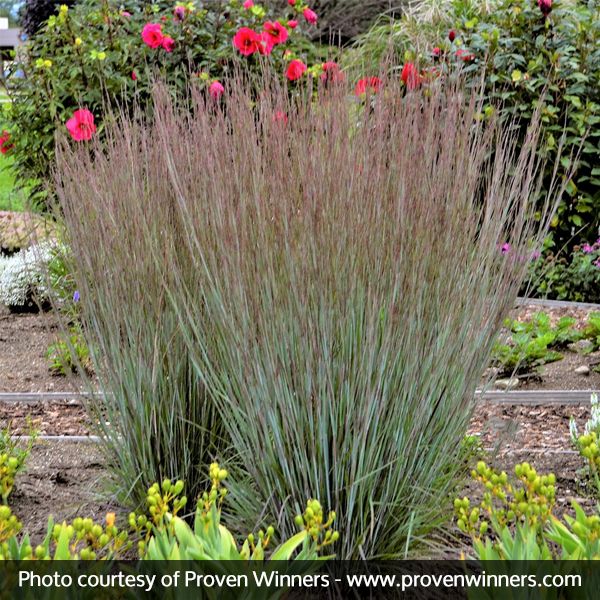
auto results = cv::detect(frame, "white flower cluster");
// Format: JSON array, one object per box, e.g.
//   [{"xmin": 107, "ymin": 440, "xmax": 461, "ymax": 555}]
[
  {"xmin": 0, "ymin": 243, "xmax": 54, "ymax": 309},
  {"xmin": 570, "ymin": 393, "xmax": 600, "ymax": 441}
]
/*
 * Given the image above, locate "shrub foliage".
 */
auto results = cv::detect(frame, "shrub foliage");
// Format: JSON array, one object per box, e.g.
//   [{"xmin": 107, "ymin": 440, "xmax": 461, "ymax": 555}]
[{"xmin": 349, "ymin": 0, "xmax": 600, "ymax": 252}]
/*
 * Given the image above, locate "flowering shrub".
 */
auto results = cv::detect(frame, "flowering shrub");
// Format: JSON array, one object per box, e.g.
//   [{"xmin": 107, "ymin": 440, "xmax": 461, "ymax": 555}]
[
  {"xmin": 5, "ymin": 0, "xmax": 325, "ymax": 206},
  {"xmin": 0, "ymin": 242, "xmax": 54, "ymax": 310},
  {"xmin": 526, "ymin": 238, "xmax": 600, "ymax": 303},
  {"xmin": 350, "ymin": 0, "xmax": 600, "ymax": 253}
]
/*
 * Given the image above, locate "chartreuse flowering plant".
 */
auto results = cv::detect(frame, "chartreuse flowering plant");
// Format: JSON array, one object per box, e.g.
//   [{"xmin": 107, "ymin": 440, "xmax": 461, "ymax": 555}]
[
  {"xmin": 5, "ymin": 0, "xmax": 328, "ymax": 207},
  {"xmin": 0, "ymin": 463, "xmax": 337, "ymax": 561},
  {"xmin": 0, "ymin": 423, "xmax": 38, "ymax": 505},
  {"xmin": 456, "ymin": 460, "xmax": 600, "ymax": 559},
  {"xmin": 570, "ymin": 393, "xmax": 600, "ymax": 497},
  {"xmin": 135, "ymin": 463, "xmax": 338, "ymax": 560}
]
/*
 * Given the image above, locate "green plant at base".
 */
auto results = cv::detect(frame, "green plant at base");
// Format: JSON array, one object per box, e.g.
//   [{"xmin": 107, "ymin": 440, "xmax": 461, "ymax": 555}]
[
  {"xmin": 456, "ymin": 460, "xmax": 600, "ymax": 559},
  {"xmin": 0, "ymin": 423, "xmax": 38, "ymax": 504},
  {"xmin": 0, "ymin": 463, "xmax": 337, "ymax": 563},
  {"xmin": 491, "ymin": 311, "xmax": 582, "ymax": 375},
  {"xmin": 46, "ymin": 325, "xmax": 92, "ymax": 375},
  {"xmin": 582, "ymin": 313, "xmax": 600, "ymax": 352},
  {"xmin": 135, "ymin": 463, "xmax": 338, "ymax": 561}
]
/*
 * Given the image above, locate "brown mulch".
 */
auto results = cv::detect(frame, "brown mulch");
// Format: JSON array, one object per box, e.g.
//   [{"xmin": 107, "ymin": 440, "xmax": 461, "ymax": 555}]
[{"xmin": 0, "ymin": 400, "xmax": 89, "ymax": 436}]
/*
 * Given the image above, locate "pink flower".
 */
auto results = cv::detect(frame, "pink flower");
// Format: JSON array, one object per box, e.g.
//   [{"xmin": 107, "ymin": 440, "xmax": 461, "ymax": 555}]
[
  {"xmin": 263, "ymin": 21, "xmax": 289, "ymax": 45},
  {"xmin": 286, "ymin": 59, "xmax": 307, "ymax": 81},
  {"xmin": 121, "ymin": 10, "xmax": 131, "ymax": 18},
  {"xmin": 320, "ymin": 61, "xmax": 344, "ymax": 84},
  {"xmin": 432, "ymin": 47, "xmax": 442, "ymax": 59},
  {"xmin": 66, "ymin": 109, "xmax": 96, "ymax": 142},
  {"xmin": 243, "ymin": 0, "xmax": 254, "ymax": 7},
  {"xmin": 209, "ymin": 81, "xmax": 225, "ymax": 100},
  {"xmin": 131, "ymin": 71, "xmax": 137, "ymax": 81},
  {"xmin": 538, "ymin": 0, "xmax": 552, "ymax": 16},
  {"xmin": 288, "ymin": 0, "xmax": 296, "ymax": 5},
  {"xmin": 354, "ymin": 76, "xmax": 382, "ymax": 96},
  {"xmin": 142, "ymin": 23, "xmax": 164, "ymax": 49},
  {"xmin": 401, "ymin": 62, "xmax": 421, "ymax": 90},
  {"xmin": 287, "ymin": 19, "xmax": 298, "ymax": 29},
  {"xmin": 500, "ymin": 243, "xmax": 511, "ymax": 255},
  {"xmin": 161, "ymin": 36, "xmax": 175, "ymax": 52},
  {"xmin": 582, "ymin": 243, "xmax": 594, "ymax": 254},
  {"xmin": 448, "ymin": 30, "xmax": 456, "ymax": 42},
  {"xmin": 0, "ymin": 130, "xmax": 13, "ymax": 154},
  {"xmin": 173, "ymin": 5, "xmax": 187, "ymax": 21},
  {"xmin": 303, "ymin": 8, "xmax": 318, "ymax": 25},
  {"xmin": 233, "ymin": 27, "xmax": 261, "ymax": 56}
]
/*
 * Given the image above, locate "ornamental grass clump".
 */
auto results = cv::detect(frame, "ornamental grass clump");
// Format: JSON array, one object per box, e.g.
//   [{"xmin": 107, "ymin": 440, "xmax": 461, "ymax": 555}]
[{"xmin": 56, "ymin": 74, "xmax": 558, "ymax": 557}]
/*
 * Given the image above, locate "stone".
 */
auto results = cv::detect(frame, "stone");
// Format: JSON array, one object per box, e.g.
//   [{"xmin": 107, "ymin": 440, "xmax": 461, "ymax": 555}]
[
  {"xmin": 574, "ymin": 365, "xmax": 590, "ymax": 376},
  {"xmin": 568, "ymin": 340, "xmax": 595, "ymax": 354},
  {"xmin": 495, "ymin": 377, "xmax": 520, "ymax": 390}
]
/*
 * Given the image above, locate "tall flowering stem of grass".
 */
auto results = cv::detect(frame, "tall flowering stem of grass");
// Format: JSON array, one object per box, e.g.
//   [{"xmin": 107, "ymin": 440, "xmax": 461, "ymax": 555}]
[{"xmin": 56, "ymin": 75, "xmax": 559, "ymax": 557}]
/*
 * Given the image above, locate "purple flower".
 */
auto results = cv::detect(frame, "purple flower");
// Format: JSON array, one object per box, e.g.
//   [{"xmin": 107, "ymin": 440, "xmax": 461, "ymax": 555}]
[
  {"xmin": 582, "ymin": 243, "xmax": 594, "ymax": 254},
  {"xmin": 501, "ymin": 243, "xmax": 511, "ymax": 255},
  {"xmin": 531, "ymin": 250, "xmax": 541, "ymax": 261},
  {"xmin": 73, "ymin": 290, "xmax": 80, "ymax": 303}
]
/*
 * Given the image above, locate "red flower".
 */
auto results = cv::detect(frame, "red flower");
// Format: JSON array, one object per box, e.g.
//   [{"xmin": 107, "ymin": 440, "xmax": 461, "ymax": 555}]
[
  {"xmin": 161, "ymin": 36, "xmax": 175, "ymax": 52},
  {"xmin": 263, "ymin": 21, "xmax": 289, "ymax": 45},
  {"xmin": 257, "ymin": 32, "xmax": 274, "ymax": 55},
  {"xmin": 131, "ymin": 71, "xmax": 137, "ymax": 80},
  {"xmin": 455, "ymin": 48, "xmax": 474, "ymax": 62},
  {"xmin": 287, "ymin": 19, "xmax": 298, "ymax": 29},
  {"xmin": 233, "ymin": 27, "xmax": 261, "ymax": 56},
  {"xmin": 209, "ymin": 81, "xmax": 225, "ymax": 100},
  {"xmin": 448, "ymin": 29, "xmax": 456, "ymax": 42},
  {"xmin": 286, "ymin": 59, "xmax": 307, "ymax": 81},
  {"xmin": 0, "ymin": 130, "xmax": 13, "ymax": 154},
  {"xmin": 303, "ymin": 8, "xmax": 318, "ymax": 25},
  {"xmin": 354, "ymin": 76, "xmax": 382, "ymax": 96},
  {"xmin": 432, "ymin": 47, "xmax": 442, "ymax": 59},
  {"xmin": 142, "ymin": 23, "xmax": 164, "ymax": 49},
  {"xmin": 320, "ymin": 61, "xmax": 344, "ymax": 84},
  {"xmin": 288, "ymin": 0, "xmax": 295, "ymax": 5},
  {"xmin": 243, "ymin": 0, "xmax": 254, "ymax": 7},
  {"xmin": 537, "ymin": 0, "xmax": 552, "ymax": 16},
  {"xmin": 66, "ymin": 109, "xmax": 96, "ymax": 142},
  {"xmin": 401, "ymin": 62, "xmax": 421, "ymax": 90}
]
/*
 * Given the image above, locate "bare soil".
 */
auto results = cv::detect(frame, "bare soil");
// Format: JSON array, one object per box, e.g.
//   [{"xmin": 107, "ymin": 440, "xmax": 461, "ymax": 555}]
[
  {"xmin": 0, "ymin": 306, "xmax": 84, "ymax": 393},
  {"xmin": 10, "ymin": 441, "xmax": 117, "ymax": 545}
]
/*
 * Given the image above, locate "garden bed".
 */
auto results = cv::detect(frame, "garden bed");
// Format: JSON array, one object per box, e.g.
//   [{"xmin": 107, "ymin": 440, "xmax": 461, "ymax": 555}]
[
  {"xmin": 2, "ymin": 301, "xmax": 599, "ymax": 555},
  {"xmin": 6, "ymin": 400, "xmax": 597, "ymax": 555}
]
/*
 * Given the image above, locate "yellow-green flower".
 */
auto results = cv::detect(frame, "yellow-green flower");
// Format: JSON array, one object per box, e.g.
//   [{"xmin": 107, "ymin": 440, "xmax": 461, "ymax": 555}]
[{"xmin": 75, "ymin": 37, "xmax": 82, "ymax": 46}]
